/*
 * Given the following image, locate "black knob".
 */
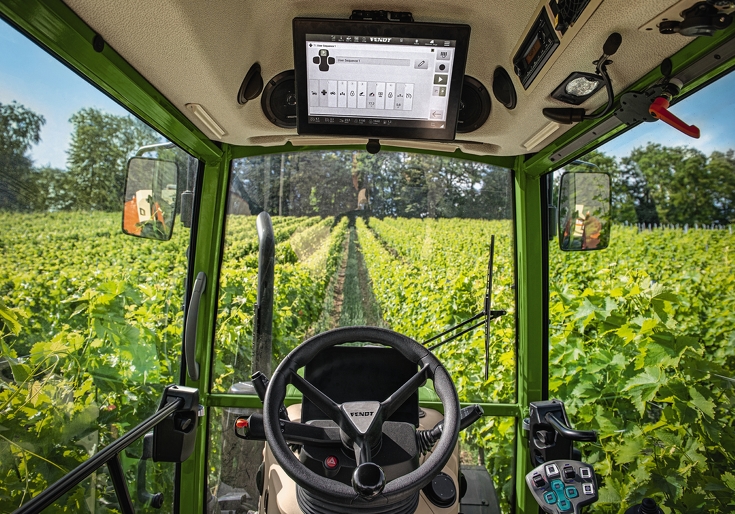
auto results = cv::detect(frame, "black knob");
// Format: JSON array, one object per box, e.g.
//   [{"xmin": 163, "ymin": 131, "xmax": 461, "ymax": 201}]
[
  {"xmin": 603, "ymin": 32, "xmax": 622, "ymax": 56},
  {"xmin": 624, "ymin": 498, "xmax": 664, "ymax": 514},
  {"xmin": 150, "ymin": 492, "xmax": 164, "ymax": 509},
  {"xmin": 422, "ymin": 472, "xmax": 457, "ymax": 508},
  {"xmin": 352, "ymin": 462, "xmax": 385, "ymax": 497}
]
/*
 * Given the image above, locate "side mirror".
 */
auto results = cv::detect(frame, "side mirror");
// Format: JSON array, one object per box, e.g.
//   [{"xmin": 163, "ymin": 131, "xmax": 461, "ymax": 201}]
[
  {"xmin": 123, "ymin": 157, "xmax": 179, "ymax": 241},
  {"xmin": 558, "ymin": 169, "xmax": 611, "ymax": 251}
]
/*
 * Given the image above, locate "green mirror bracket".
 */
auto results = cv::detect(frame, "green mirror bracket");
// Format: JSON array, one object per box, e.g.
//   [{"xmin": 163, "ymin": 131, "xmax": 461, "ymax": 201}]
[
  {"xmin": 512, "ymin": 155, "xmax": 546, "ymax": 514},
  {"xmin": 524, "ymin": 23, "xmax": 735, "ymax": 178},
  {"xmin": 0, "ymin": 0, "xmax": 222, "ymax": 164}
]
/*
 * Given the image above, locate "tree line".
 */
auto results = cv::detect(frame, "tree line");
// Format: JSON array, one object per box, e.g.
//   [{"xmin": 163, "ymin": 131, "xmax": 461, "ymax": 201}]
[
  {"xmin": 2, "ymin": 99, "xmax": 735, "ymax": 224},
  {"xmin": 229, "ymin": 150, "xmax": 513, "ymax": 219},
  {"xmin": 583, "ymin": 147, "xmax": 735, "ymax": 226},
  {"xmin": 0, "ymin": 101, "xmax": 158, "ymax": 212}
]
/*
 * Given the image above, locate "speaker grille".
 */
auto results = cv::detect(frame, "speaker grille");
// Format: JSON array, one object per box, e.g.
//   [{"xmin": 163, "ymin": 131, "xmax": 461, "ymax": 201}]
[
  {"xmin": 261, "ymin": 70, "xmax": 296, "ymax": 128},
  {"xmin": 457, "ymin": 76, "xmax": 491, "ymax": 133}
]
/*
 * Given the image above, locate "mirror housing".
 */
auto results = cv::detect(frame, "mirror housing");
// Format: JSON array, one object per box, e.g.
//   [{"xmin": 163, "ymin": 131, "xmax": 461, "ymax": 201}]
[
  {"xmin": 122, "ymin": 157, "xmax": 179, "ymax": 241},
  {"xmin": 558, "ymin": 167, "xmax": 611, "ymax": 251}
]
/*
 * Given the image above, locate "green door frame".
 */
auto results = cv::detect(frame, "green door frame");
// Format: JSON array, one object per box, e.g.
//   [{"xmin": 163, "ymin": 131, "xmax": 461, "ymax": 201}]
[{"xmin": 3, "ymin": 1, "xmax": 735, "ymax": 513}]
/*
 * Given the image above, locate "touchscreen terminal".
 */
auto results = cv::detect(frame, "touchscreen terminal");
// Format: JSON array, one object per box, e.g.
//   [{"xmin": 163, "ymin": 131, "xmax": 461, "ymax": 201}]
[{"xmin": 293, "ymin": 18, "xmax": 470, "ymax": 141}]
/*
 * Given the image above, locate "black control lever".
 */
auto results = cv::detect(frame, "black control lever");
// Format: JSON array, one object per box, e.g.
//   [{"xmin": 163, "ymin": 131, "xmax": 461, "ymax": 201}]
[
  {"xmin": 545, "ymin": 413, "xmax": 597, "ymax": 442},
  {"xmin": 525, "ymin": 400, "xmax": 596, "ymax": 466},
  {"xmin": 417, "ymin": 404, "xmax": 484, "ymax": 454},
  {"xmin": 234, "ymin": 413, "xmax": 342, "ymax": 446},
  {"xmin": 252, "ymin": 371, "xmax": 289, "ymax": 421}
]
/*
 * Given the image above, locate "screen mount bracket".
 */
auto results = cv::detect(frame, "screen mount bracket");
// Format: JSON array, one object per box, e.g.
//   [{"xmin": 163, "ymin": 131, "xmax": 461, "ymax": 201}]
[{"xmin": 350, "ymin": 10, "xmax": 414, "ymax": 22}]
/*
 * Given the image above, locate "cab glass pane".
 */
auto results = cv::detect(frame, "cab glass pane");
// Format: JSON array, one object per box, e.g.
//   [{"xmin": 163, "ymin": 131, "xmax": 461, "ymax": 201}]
[
  {"xmin": 211, "ymin": 150, "xmax": 517, "ymax": 511},
  {"xmin": 0, "ymin": 19, "xmax": 197, "ymax": 513},
  {"xmin": 214, "ymin": 150, "xmax": 516, "ymax": 402},
  {"xmin": 547, "ymin": 72, "xmax": 735, "ymax": 512}
]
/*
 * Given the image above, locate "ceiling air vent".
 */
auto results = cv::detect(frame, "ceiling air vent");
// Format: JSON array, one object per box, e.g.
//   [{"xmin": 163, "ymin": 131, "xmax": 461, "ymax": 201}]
[{"xmin": 552, "ymin": 0, "xmax": 592, "ymax": 35}]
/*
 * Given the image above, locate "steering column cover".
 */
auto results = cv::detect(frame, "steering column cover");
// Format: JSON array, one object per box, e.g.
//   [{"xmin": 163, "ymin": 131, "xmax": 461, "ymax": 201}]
[{"xmin": 263, "ymin": 327, "xmax": 460, "ymax": 507}]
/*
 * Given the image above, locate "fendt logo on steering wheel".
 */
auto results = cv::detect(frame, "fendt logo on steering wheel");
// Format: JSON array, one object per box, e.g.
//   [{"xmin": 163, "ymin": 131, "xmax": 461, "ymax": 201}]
[{"xmin": 350, "ymin": 411, "xmax": 374, "ymax": 417}]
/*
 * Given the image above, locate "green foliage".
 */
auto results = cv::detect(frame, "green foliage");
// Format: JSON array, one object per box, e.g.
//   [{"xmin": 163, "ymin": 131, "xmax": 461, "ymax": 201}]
[
  {"xmin": 2, "ymin": 206, "xmax": 734, "ymax": 514},
  {"xmin": 213, "ymin": 216, "xmax": 348, "ymax": 392},
  {"xmin": 588, "ymin": 145, "xmax": 735, "ymax": 225},
  {"xmin": 0, "ymin": 211, "xmax": 187, "ymax": 512},
  {"xmin": 355, "ymin": 216, "xmax": 517, "ymax": 509},
  {"xmin": 550, "ymin": 225, "xmax": 735, "ymax": 513}
]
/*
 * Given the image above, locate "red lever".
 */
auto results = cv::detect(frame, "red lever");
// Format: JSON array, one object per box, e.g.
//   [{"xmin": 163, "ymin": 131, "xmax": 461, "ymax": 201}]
[{"xmin": 649, "ymin": 96, "xmax": 700, "ymax": 139}]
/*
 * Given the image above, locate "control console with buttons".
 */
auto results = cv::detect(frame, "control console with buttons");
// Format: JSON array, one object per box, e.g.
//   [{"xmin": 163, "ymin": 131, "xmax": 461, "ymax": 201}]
[{"xmin": 525, "ymin": 459, "xmax": 598, "ymax": 514}]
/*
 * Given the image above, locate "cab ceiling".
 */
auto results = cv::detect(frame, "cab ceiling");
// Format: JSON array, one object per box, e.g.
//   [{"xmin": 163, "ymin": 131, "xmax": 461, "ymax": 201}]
[{"xmin": 63, "ymin": 0, "xmax": 691, "ymax": 156}]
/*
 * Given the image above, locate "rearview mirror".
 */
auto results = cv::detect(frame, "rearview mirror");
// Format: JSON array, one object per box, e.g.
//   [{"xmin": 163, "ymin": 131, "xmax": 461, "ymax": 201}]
[
  {"xmin": 123, "ymin": 157, "xmax": 179, "ymax": 241},
  {"xmin": 558, "ymin": 169, "xmax": 611, "ymax": 251}
]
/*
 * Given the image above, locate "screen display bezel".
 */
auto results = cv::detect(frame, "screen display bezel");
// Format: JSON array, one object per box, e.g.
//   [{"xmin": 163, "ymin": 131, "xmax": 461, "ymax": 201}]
[{"xmin": 293, "ymin": 17, "xmax": 471, "ymax": 141}]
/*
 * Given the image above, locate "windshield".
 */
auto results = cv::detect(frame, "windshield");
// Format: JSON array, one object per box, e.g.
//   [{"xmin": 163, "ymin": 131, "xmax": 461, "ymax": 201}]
[
  {"xmin": 547, "ymin": 71, "xmax": 735, "ymax": 512},
  {"xmin": 208, "ymin": 149, "xmax": 518, "ymax": 510}
]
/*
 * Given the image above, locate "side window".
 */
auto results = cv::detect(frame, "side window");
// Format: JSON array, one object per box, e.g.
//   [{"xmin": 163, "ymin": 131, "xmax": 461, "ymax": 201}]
[
  {"xmin": 548, "ymin": 72, "xmax": 735, "ymax": 512},
  {"xmin": 208, "ymin": 150, "xmax": 518, "ymax": 513},
  {"xmin": 0, "ymin": 20, "xmax": 197, "ymax": 513}
]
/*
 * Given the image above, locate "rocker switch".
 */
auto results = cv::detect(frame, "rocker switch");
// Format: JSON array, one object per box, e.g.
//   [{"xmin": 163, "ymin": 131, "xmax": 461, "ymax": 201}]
[
  {"xmin": 563, "ymin": 465, "xmax": 575, "ymax": 479},
  {"xmin": 532, "ymin": 473, "xmax": 546, "ymax": 488}
]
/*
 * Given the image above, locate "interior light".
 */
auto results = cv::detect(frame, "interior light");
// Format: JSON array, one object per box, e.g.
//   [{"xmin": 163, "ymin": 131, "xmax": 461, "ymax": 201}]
[
  {"xmin": 185, "ymin": 103, "xmax": 227, "ymax": 139},
  {"xmin": 565, "ymin": 76, "xmax": 601, "ymax": 97},
  {"xmin": 550, "ymin": 72, "xmax": 604, "ymax": 105}
]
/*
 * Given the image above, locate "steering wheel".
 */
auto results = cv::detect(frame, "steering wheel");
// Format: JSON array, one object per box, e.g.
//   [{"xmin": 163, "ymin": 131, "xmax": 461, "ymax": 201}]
[{"xmin": 263, "ymin": 326, "xmax": 460, "ymax": 509}]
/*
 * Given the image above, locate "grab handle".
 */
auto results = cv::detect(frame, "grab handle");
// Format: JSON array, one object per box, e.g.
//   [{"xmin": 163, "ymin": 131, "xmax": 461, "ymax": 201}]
[
  {"xmin": 545, "ymin": 413, "xmax": 597, "ymax": 442},
  {"xmin": 185, "ymin": 272, "xmax": 207, "ymax": 380}
]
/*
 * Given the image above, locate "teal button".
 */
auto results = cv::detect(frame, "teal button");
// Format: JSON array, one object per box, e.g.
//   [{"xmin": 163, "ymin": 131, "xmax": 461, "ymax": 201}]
[
  {"xmin": 551, "ymin": 480, "xmax": 565, "ymax": 494},
  {"xmin": 566, "ymin": 486, "xmax": 579, "ymax": 499},
  {"xmin": 543, "ymin": 491, "xmax": 557, "ymax": 504},
  {"xmin": 558, "ymin": 498, "xmax": 572, "ymax": 511}
]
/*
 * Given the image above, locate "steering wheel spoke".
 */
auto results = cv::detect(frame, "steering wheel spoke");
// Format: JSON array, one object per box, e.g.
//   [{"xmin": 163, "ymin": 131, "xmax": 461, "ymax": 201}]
[
  {"xmin": 289, "ymin": 370, "xmax": 342, "ymax": 424},
  {"xmin": 381, "ymin": 363, "xmax": 431, "ymax": 420}
]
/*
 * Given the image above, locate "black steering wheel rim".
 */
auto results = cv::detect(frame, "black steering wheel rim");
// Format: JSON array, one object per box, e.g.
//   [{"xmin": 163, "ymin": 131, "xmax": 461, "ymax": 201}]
[{"xmin": 263, "ymin": 326, "xmax": 460, "ymax": 506}]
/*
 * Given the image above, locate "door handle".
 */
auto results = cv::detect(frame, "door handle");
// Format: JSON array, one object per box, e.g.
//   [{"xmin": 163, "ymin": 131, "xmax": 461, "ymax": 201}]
[{"xmin": 185, "ymin": 271, "xmax": 207, "ymax": 380}]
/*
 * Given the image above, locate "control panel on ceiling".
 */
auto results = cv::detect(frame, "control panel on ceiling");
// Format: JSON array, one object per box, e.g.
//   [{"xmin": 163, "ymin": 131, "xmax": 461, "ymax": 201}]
[
  {"xmin": 512, "ymin": 0, "xmax": 604, "ymax": 91},
  {"xmin": 293, "ymin": 18, "xmax": 471, "ymax": 141}
]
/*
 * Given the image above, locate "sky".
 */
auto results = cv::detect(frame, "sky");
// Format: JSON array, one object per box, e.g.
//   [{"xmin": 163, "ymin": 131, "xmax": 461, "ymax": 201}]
[
  {"xmin": 2, "ymin": 18, "xmax": 735, "ymax": 168},
  {"xmin": 0, "ymin": 19, "xmax": 129, "ymax": 169}
]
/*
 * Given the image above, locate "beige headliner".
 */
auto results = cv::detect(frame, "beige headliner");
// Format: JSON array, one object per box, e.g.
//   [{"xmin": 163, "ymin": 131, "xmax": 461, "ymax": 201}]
[{"xmin": 63, "ymin": 0, "xmax": 690, "ymax": 156}]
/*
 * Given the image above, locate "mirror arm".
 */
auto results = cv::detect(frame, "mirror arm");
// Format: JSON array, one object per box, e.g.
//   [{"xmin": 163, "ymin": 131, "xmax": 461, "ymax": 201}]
[{"xmin": 136, "ymin": 142, "xmax": 176, "ymax": 157}]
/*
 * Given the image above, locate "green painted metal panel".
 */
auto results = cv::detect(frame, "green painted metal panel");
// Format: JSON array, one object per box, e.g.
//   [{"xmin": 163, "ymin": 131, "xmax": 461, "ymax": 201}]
[
  {"xmin": 178, "ymin": 147, "xmax": 232, "ymax": 514},
  {"xmin": 512, "ymin": 156, "xmax": 545, "ymax": 513},
  {"xmin": 206, "ymin": 393, "xmax": 521, "ymax": 416},
  {"xmin": 0, "ymin": 0, "xmax": 222, "ymax": 163}
]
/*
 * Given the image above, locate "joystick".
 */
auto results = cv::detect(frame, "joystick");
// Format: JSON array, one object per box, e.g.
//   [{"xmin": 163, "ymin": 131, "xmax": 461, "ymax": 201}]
[{"xmin": 526, "ymin": 459, "xmax": 598, "ymax": 514}]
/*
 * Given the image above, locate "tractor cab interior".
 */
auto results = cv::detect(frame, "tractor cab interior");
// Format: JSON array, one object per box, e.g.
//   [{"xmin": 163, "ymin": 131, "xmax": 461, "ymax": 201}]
[{"xmin": 1, "ymin": 1, "xmax": 735, "ymax": 514}]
